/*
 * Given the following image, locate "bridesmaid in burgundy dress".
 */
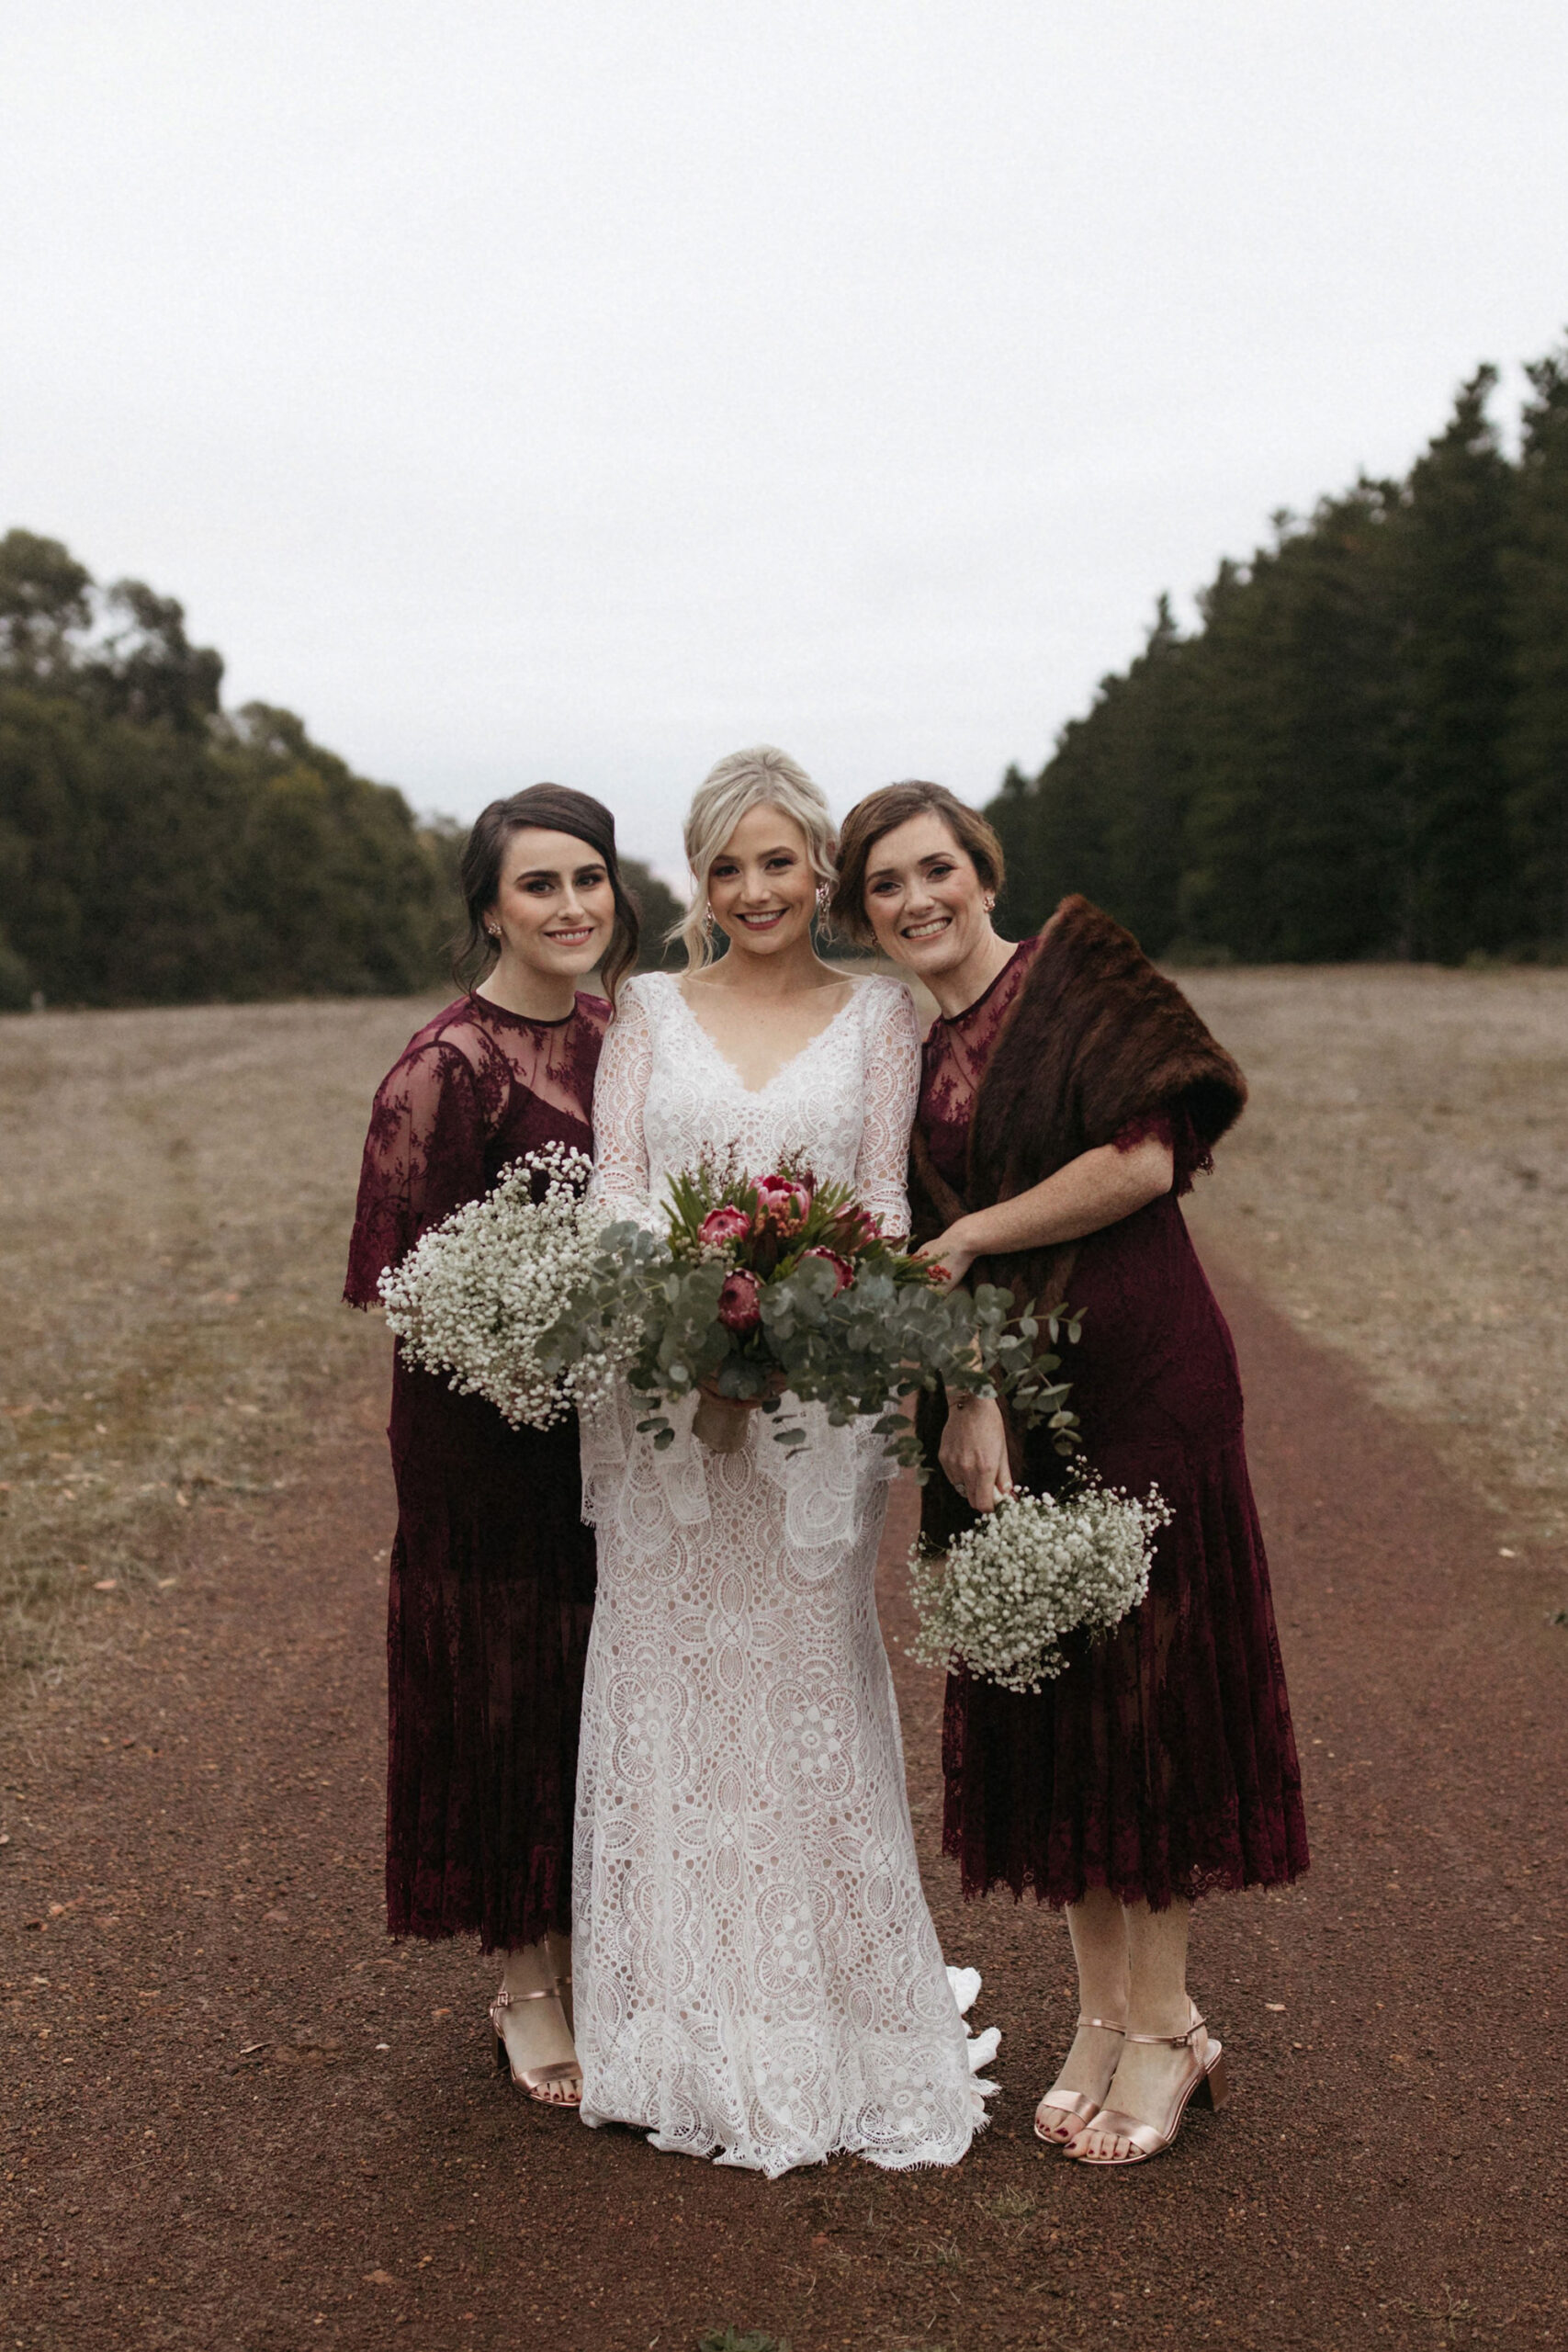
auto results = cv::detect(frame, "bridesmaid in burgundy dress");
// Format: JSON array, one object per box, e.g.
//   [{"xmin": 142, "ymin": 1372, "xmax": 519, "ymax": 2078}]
[
  {"xmin": 833, "ymin": 781, "xmax": 1307, "ymax": 2168},
  {"xmin": 344, "ymin": 786, "xmax": 639, "ymax": 2106}
]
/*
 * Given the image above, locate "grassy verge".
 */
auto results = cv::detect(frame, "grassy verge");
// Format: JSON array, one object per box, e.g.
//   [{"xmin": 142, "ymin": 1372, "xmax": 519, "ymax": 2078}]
[
  {"xmin": 0, "ymin": 996, "xmax": 438, "ymax": 1702},
  {"xmin": 1181, "ymin": 963, "xmax": 1568, "ymax": 1555}
]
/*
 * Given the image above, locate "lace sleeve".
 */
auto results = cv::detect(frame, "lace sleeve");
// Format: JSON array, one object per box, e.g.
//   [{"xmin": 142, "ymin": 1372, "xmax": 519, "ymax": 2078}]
[
  {"xmin": 344, "ymin": 1041, "xmax": 486, "ymax": 1306},
  {"xmin": 587, "ymin": 984, "xmax": 658, "ymax": 1229},
  {"xmin": 853, "ymin": 981, "xmax": 922, "ymax": 1240}
]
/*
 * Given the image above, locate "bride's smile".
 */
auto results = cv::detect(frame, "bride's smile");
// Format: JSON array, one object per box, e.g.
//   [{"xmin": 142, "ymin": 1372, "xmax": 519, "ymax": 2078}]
[{"xmin": 703, "ymin": 804, "xmax": 822, "ymax": 958}]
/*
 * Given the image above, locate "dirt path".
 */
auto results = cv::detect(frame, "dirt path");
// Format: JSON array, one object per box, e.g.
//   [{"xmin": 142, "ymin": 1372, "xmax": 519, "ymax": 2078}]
[{"xmin": 3, "ymin": 1263, "xmax": 1564, "ymax": 2352}]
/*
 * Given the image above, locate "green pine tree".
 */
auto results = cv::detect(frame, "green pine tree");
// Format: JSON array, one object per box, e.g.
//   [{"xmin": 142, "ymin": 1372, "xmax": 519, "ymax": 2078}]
[
  {"xmin": 1393, "ymin": 368, "xmax": 1517, "ymax": 960},
  {"xmin": 987, "ymin": 600, "xmax": 1193, "ymax": 952},
  {"xmin": 1506, "ymin": 343, "xmax": 1568, "ymax": 949},
  {"xmin": 1180, "ymin": 488, "xmax": 1403, "ymax": 962}
]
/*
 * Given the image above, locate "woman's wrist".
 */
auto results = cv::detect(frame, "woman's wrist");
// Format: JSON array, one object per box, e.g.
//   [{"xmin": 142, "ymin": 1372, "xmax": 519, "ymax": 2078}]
[
  {"xmin": 946, "ymin": 1381, "xmax": 998, "ymax": 1413},
  {"xmin": 952, "ymin": 1210, "xmax": 1007, "ymax": 1265}
]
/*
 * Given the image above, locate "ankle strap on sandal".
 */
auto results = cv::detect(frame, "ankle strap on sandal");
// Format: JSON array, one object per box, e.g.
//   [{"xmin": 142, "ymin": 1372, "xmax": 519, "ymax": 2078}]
[
  {"xmin": 492, "ymin": 1981, "xmax": 567, "ymax": 2008},
  {"xmin": 1077, "ymin": 2015, "xmax": 1125, "ymax": 2033},
  {"xmin": 1124, "ymin": 2012, "xmax": 1206, "ymax": 2049}
]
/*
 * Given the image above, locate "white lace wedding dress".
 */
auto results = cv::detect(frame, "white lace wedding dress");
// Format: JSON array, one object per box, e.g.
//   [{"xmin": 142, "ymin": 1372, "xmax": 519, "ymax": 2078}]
[{"xmin": 574, "ymin": 970, "xmax": 993, "ymax": 2175}]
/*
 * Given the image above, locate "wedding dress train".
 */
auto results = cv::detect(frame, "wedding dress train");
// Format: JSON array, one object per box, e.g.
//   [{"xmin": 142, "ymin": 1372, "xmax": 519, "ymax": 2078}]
[{"xmin": 574, "ymin": 972, "xmax": 994, "ymax": 2175}]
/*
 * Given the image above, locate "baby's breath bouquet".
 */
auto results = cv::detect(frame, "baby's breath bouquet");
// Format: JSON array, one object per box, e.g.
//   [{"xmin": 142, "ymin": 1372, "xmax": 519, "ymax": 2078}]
[
  {"xmin": 378, "ymin": 1143, "xmax": 640, "ymax": 1429},
  {"xmin": 908, "ymin": 1477, "xmax": 1173, "ymax": 1692}
]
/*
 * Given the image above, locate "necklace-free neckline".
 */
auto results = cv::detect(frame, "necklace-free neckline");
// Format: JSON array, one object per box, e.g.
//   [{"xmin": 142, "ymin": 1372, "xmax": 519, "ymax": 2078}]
[{"xmin": 664, "ymin": 971, "xmax": 865, "ymax": 1096}]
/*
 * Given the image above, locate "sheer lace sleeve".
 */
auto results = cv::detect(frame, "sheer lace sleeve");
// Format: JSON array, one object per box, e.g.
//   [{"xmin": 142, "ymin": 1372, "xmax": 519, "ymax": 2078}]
[
  {"xmin": 344, "ymin": 1041, "xmax": 486, "ymax": 1306},
  {"xmin": 587, "ymin": 983, "xmax": 658, "ymax": 1230},
  {"xmin": 853, "ymin": 980, "xmax": 922, "ymax": 1241}
]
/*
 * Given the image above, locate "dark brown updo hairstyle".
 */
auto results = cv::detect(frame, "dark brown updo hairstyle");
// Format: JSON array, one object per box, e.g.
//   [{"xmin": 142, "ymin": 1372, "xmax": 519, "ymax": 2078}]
[
  {"xmin": 454, "ymin": 784, "xmax": 640, "ymax": 1009},
  {"xmin": 830, "ymin": 780, "xmax": 1007, "ymax": 944}
]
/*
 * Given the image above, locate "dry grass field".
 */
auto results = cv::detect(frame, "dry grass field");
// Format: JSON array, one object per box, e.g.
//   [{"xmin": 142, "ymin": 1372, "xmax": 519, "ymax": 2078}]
[
  {"xmin": 1181, "ymin": 964, "xmax": 1568, "ymax": 1555},
  {"xmin": 0, "ymin": 996, "xmax": 443, "ymax": 1692},
  {"xmin": 2, "ymin": 964, "xmax": 1563, "ymax": 1703}
]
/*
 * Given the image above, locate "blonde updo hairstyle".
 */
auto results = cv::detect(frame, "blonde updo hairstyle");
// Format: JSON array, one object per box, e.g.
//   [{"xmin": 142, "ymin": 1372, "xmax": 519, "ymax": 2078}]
[{"xmin": 674, "ymin": 745, "xmax": 839, "ymax": 969}]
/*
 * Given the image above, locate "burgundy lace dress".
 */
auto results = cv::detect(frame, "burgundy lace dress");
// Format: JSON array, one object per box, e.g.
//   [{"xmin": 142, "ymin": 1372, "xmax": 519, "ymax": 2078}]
[
  {"xmin": 919, "ymin": 941, "xmax": 1308, "ymax": 1912},
  {"xmin": 344, "ymin": 990, "xmax": 609, "ymax": 1952}
]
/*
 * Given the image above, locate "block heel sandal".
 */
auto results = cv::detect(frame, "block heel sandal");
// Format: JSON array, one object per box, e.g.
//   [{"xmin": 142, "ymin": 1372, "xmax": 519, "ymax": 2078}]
[
  {"xmin": 1066, "ymin": 2007, "xmax": 1228, "ymax": 2165},
  {"xmin": 490, "ymin": 1979, "xmax": 581, "ymax": 2109}
]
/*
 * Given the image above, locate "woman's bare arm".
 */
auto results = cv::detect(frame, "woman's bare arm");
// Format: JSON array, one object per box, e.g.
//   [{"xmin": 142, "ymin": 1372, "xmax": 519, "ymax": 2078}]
[{"xmin": 917, "ymin": 1134, "xmax": 1173, "ymax": 1285}]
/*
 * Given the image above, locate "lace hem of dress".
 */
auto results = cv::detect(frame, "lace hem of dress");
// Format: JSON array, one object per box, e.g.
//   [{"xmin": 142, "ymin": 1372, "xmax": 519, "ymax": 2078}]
[
  {"xmin": 940, "ymin": 1829, "xmax": 1309, "ymax": 1914},
  {"xmin": 578, "ymin": 1969, "xmax": 999, "ymax": 2177}
]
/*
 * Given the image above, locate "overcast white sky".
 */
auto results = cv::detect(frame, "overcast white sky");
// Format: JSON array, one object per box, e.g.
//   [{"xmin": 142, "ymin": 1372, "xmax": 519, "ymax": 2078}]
[{"xmin": 4, "ymin": 4, "xmax": 1566, "ymax": 879}]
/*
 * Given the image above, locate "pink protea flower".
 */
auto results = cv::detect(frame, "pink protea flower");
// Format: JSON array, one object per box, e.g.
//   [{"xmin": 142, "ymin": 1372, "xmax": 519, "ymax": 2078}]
[
  {"xmin": 803, "ymin": 1247, "xmax": 854, "ymax": 1295},
  {"xmin": 699, "ymin": 1204, "xmax": 750, "ymax": 1248},
  {"xmin": 716, "ymin": 1270, "xmax": 762, "ymax": 1333},
  {"xmin": 831, "ymin": 1204, "xmax": 881, "ymax": 1253},
  {"xmin": 755, "ymin": 1173, "xmax": 812, "ymax": 1227}
]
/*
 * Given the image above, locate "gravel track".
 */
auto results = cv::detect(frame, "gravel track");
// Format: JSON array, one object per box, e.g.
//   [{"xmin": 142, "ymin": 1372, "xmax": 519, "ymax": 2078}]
[{"xmin": 2, "ymin": 1262, "xmax": 1563, "ymax": 2351}]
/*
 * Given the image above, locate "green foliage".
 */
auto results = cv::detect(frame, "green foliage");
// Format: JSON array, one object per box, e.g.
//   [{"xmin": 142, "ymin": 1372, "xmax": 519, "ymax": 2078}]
[
  {"xmin": 696, "ymin": 2330, "xmax": 791, "ymax": 2352},
  {"xmin": 621, "ymin": 855, "xmax": 684, "ymax": 967},
  {"xmin": 553, "ymin": 1174, "xmax": 1077, "ymax": 1473},
  {"xmin": 0, "ymin": 530, "xmax": 92, "ymax": 685},
  {"xmin": 992, "ymin": 341, "xmax": 1568, "ymax": 963},
  {"xmin": 0, "ymin": 531, "xmax": 463, "ymax": 1006},
  {"xmin": 1506, "ymin": 354, "xmax": 1568, "ymax": 946},
  {"xmin": 1182, "ymin": 488, "xmax": 1405, "ymax": 963},
  {"xmin": 0, "ymin": 922, "xmax": 31, "ymax": 1012},
  {"xmin": 1394, "ymin": 368, "xmax": 1516, "ymax": 958}
]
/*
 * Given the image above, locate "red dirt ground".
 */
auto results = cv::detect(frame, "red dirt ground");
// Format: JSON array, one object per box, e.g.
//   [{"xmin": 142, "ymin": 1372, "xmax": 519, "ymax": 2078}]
[{"xmin": 3, "ymin": 1261, "xmax": 1564, "ymax": 2351}]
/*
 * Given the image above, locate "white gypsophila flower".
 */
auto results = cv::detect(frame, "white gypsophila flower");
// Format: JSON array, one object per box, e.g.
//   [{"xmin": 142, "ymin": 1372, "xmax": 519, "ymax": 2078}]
[
  {"xmin": 377, "ymin": 1143, "xmax": 643, "ymax": 1429},
  {"xmin": 907, "ymin": 1478, "xmax": 1173, "ymax": 1694}
]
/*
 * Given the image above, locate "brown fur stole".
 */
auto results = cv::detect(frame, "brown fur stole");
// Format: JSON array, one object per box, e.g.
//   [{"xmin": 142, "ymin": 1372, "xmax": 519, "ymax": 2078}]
[{"xmin": 911, "ymin": 894, "xmax": 1247, "ymax": 1317}]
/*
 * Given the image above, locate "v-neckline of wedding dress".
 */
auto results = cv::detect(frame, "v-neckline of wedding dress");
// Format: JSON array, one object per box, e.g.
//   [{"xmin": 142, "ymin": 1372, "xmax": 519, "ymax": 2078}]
[{"xmin": 664, "ymin": 970, "xmax": 863, "ymax": 1097}]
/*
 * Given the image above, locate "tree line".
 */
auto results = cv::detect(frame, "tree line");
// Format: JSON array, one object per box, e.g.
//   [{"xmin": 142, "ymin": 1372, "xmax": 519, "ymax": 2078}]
[
  {"xmin": 0, "ymin": 530, "xmax": 681, "ymax": 1011},
  {"xmin": 14, "ymin": 334, "xmax": 1562, "ymax": 1015},
  {"xmin": 987, "ymin": 344, "xmax": 1568, "ymax": 964}
]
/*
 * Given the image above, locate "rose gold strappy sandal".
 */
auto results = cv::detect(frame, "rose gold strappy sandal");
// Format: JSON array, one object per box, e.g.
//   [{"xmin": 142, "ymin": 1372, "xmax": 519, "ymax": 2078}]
[
  {"xmin": 490, "ymin": 1980, "xmax": 582, "ymax": 2109},
  {"xmin": 1065, "ymin": 2006, "xmax": 1229, "ymax": 2166},
  {"xmin": 1033, "ymin": 2016, "xmax": 1126, "ymax": 2147}
]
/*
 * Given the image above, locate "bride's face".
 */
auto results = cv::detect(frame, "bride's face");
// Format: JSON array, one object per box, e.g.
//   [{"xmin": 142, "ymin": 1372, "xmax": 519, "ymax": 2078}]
[
  {"xmin": 705, "ymin": 804, "xmax": 822, "ymax": 959},
  {"xmin": 859, "ymin": 810, "xmax": 995, "ymax": 981}
]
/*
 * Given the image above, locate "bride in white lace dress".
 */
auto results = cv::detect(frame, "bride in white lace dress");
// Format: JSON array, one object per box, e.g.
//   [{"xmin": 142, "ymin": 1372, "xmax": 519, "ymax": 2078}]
[{"xmin": 574, "ymin": 749, "xmax": 995, "ymax": 2175}]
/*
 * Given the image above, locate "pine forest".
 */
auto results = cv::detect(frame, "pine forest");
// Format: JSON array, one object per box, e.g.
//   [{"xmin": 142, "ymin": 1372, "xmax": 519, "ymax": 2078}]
[
  {"xmin": 987, "ymin": 345, "xmax": 1568, "ymax": 964},
  {"xmin": 5, "ymin": 343, "xmax": 1565, "ymax": 1009}
]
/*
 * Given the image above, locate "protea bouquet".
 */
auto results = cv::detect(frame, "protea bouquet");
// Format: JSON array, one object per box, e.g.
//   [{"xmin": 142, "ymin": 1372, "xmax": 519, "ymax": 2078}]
[{"xmin": 548, "ymin": 1152, "xmax": 1079, "ymax": 1464}]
